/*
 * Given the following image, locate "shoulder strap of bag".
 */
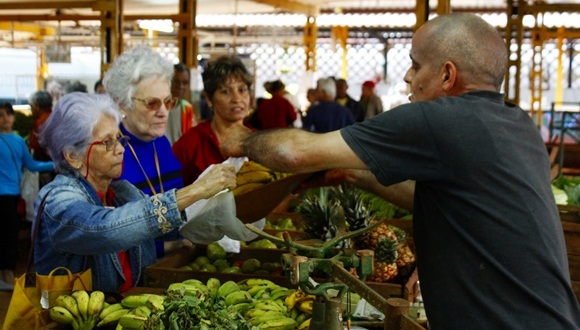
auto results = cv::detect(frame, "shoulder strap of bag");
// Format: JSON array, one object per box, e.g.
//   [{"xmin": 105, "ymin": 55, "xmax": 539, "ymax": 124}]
[{"xmin": 26, "ymin": 189, "xmax": 53, "ymax": 273}]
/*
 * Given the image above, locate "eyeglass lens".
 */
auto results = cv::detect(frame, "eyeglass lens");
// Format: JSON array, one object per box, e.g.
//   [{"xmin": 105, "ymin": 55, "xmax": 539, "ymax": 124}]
[{"xmin": 142, "ymin": 97, "xmax": 176, "ymax": 111}]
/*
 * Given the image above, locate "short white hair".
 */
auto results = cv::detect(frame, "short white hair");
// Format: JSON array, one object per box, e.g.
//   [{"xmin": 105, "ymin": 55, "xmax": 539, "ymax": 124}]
[{"xmin": 317, "ymin": 78, "xmax": 336, "ymax": 99}]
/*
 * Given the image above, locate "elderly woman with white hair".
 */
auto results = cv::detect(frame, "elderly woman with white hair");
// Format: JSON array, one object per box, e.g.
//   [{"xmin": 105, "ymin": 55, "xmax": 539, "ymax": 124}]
[
  {"xmin": 35, "ymin": 92, "xmax": 235, "ymax": 292},
  {"xmin": 103, "ymin": 46, "xmax": 189, "ymax": 257}
]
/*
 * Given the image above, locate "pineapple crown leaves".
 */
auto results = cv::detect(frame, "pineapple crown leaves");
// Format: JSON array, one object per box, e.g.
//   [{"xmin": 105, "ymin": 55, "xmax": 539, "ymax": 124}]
[
  {"xmin": 297, "ymin": 187, "xmax": 342, "ymax": 240},
  {"xmin": 375, "ymin": 237, "xmax": 399, "ymax": 263},
  {"xmin": 388, "ymin": 225, "xmax": 407, "ymax": 243},
  {"xmin": 334, "ymin": 184, "xmax": 374, "ymax": 229}
]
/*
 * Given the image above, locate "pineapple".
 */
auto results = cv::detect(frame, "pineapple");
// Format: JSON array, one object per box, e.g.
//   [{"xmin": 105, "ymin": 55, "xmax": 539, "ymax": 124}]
[
  {"xmin": 336, "ymin": 184, "xmax": 374, "ymax": 249},
  {"xmin": 389, "ymin": 225, "xmax": 416, "ymax": 280},
  {"xmin": 371, "ymin": 237, "xmax": 399, "ymax": 282},
  {"xmin": 297, "ymin": 187, "xmax": 341, "ymax": 241}
]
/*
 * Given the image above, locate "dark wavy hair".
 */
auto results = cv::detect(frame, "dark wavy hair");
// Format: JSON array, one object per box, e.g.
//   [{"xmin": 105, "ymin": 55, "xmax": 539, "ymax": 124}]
[{"xmin": 201, "ymin": 55, "xmax": 253, "ymax": 100}]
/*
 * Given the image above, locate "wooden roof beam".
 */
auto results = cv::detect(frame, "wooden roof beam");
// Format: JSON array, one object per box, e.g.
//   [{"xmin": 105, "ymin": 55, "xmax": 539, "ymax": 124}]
[
  {"xmin": 250, "ymin": 0, "xmax": 318, "ymax": 16},
  {"xmin": 0, "ymin": 1, "xmax": 96, "ymax": 10}
]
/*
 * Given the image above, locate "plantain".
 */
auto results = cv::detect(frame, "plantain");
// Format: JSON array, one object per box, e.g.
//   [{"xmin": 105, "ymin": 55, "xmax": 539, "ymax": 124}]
[
  {"xmin": 130, "ymin": 305, "xmax": 152, "ymax": 318},
  {"xmin": 233, "ymin": 182, "xmax": 265, "ymax": 196},
  {"xmin": 257, "ymin": 317, "xmax": 297, "ymax": 330},
  {"xmin": 100, "ymin": 303, "xmax": 125, "ymax": 320},
  {"xmin": 96, "ymin": 308, "xmax": 130, "ymax": 328},
  {"xmin": 88, "ymin": 290, "xmax": 105, "ymax": 319},
  {"xmin": 72, "ymin": 290, "xmax": 90, "ymax": 321},
  {"xmin": 55, "ymin": 294, "xmax": 82, "ymax": 321},
  {"xmin": 121, "ymin": 294, "xmax": 153, "ymax": 309},
  {"xmin": 232, "ymin": 302, "xmax": 252, "ymax": 314}
]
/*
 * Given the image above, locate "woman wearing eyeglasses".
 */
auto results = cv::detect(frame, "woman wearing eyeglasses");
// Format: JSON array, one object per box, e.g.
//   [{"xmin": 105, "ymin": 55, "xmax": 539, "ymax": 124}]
[
  {"xmin": 34, "ymin": 92, "xmax": 236, "ymax": 292},
  {"xmin": 103, "ymin": 46, "xmax": 190, "ymax": 258}
]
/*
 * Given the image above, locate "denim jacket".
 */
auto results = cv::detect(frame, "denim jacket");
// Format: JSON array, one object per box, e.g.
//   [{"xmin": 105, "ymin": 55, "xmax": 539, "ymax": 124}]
[{"xmin": 33, "ymin": 174, "xmax": 186, "ymax": 292}]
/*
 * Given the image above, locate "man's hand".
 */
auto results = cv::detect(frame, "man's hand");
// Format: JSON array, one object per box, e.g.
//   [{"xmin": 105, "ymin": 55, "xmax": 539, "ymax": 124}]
[
  {"xmin": 220, "ymin": 124, "xmax": 253, "ymax": 158},
  {"xmin": 405, "ymin": 268, "xmax": 420, "ymax": 302}
]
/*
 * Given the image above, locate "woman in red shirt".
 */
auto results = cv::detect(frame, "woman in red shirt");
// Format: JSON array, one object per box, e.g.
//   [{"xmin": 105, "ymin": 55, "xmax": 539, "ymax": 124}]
[{"xmin": 173, "ymin": 55, "xmax": 254, "ymax": 185}]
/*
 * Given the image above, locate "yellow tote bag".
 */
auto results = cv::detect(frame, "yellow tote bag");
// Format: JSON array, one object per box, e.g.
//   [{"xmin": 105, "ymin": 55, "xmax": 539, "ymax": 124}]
[
  {"xmin": 2, "ymin": 267, "xmax": 92, "ymax": 330},
  {"xmin": 2, "ymin": 191, "xmax": 92, "ymax": 330}
]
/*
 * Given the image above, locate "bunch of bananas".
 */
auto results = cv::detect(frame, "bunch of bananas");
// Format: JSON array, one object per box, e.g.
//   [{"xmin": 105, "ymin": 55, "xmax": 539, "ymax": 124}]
[
  {"xmin": 49, "ymin": 290, "xmax": 105, "ymax": 330},
  {"xmin": 114, "ymin": 293, "xmax": 165, "ymax": 329},
  {"xmin": 49, "ymin": 290, "xmax": 166, "ymax": 330},
  {"xmin": 233, "ymin": 161, "xmax": 291, "ymax": 196},
  {"xmin": 237, "ymin": 279, "xmax": 314, "ymax": 330}
]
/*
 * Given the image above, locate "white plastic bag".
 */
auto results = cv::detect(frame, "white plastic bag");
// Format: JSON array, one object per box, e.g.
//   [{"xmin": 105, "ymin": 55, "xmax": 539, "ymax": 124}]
[
  {"xmin": 179, "ymin": 158, "xmax": 264, "ymax": 251},
  {"xmin": 20, "ymin": 168, "xmax": 39, "ymax": 222}
]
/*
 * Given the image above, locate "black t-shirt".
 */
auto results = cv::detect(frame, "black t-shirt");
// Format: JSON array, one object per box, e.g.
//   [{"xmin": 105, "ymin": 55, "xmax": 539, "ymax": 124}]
[{"xmin": 341, "ymin": 91, "xmax": 580, "ymax": 329}]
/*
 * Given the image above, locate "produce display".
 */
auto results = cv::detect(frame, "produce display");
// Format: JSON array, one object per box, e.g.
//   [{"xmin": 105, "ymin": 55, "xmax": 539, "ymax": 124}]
[
  {"xmin": 178, "ymin": 242, "xmax": 284, "ymax": 275},
  {"xmin": 296, "ymin": 185, "xmax": 416, "ymax": 284},
  {"xmin": 49, "ymin": 278, "xmax": 314, "ymax": 330},
  {"xmin": 233, "ymin": 161, "xmax": 291, "ymax": 196}
]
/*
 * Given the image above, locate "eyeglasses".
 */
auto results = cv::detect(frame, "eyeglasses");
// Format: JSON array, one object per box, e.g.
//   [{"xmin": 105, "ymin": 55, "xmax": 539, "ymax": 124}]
[
  {"xmin": 132, "ymin": 96, "xmax": 178, "ymax": 111},
  {"xmin": 89, "ymin": 134, "xmax": 130, "ymax": 151}
]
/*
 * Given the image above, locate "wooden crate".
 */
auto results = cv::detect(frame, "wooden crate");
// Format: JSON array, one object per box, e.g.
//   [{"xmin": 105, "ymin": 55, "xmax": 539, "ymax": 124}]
[
  {"xmin": 144, "ymin": 245, "xmax": 294, "ymax": 289},
  {"xmin": 558, "ymin": 205, "xmax": 580, "ymax": 301}
]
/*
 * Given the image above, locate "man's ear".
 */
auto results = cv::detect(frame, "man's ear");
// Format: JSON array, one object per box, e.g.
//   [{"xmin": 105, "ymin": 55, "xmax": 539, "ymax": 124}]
[{"xmin": 441, "ymin": 61, "xmax": 457, "ymax": 92}]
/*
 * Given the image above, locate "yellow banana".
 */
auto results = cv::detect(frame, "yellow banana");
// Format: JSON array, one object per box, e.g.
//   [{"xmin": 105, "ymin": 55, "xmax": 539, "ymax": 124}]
[
  {"xmin": 236, "ymin": 170, "xmax": 273, "ymax": 186},
  {"xmin": 119, "ymin": 313, "xmax": 148, "ymax": 329},
  {"xmin": 96, "ymin": 308, "xmax": 130, "ymax": 328},
  {"xmin": 284, "ymin": 290, "xmax": 308, "ymax": 310},
  {"xmin": 238, "ymin": 161, "xmax": 272, "ymax": 174},
  {"xmin": 72, "ymin": 290, "xmax": 90, "ymax": 321},
  {"xmin": 297, "ymin": 318, "xmax": 311, "ymax": 330},
  {"xmin": 233, "ymin": 182, "xmax": 265, "ymax": 196},
  {"xmin": 50, "ymin": 306, "xmax": 75, "ymax": 325},
  {"xmin": 55, "ymin": 294, "xmax": 82, "ymax": 321},
  {"xmin": 100, "ymin": 303, "xmax": 125, "ymax": 320},
  {"xmin": 88, "ymin": 290, "xmax": 105, "ymax": 318},
  {"xmin": 297, "ymin": 299, "xmax": 313, "ymax": 314},
  {"xmin": 258, "ymin": 317, "xmax": 297, "ymax": 330}
]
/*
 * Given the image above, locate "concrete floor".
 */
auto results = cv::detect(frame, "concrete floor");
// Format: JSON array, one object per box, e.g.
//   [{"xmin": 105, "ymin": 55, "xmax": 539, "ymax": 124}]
[{"xmin": 0, "ymin": 223, "xmax": 31, "ymax": 328}]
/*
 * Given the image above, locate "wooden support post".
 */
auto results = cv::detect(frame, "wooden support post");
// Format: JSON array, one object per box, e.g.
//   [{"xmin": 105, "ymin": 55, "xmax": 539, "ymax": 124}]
[
  {"xmin": 384, "ymin": 297, "xmax": 410, "ymax": 330},
  {"xmin": 304, "ymin": 16, "xmax": 317, "ymax": 72},
  {"xmin": 98, "ymin": 0, "xmax": 122, "ymax": 75},
  {"xmin": 414, "ymin": 0, "xmax": 429, "ymax": 31},
  {"xmin": 177, "ymin": 0, "xmax": 198, "ymax": 70}
]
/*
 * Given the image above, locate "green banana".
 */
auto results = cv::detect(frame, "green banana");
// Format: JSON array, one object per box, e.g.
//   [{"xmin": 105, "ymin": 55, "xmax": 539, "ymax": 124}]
[
  {"xmin": 246, "ymin": 279, "xmax": 277, "ymax": 287},
  {"xmin": 146, "ymin": 295, "xmax": 165, "ymax": 312},
  {"xmin": 217, "ymin": 280, "xmax": 240, "ymax": 298},
  {"xmin": 72, "ymin": 290, "xmax": 90, "ymax": 321},
  {"xmin": 118, "ymin": 313, "xmax": 148, "ymax": 329},
  {"xmin": 270, "ymin": 288, "xmax": 291, "ymax": 301},
  {"xmin": 257, "ymin": 317, "xmax": 297, "ymax": 330},
  {"xmin": 206, "ymin": 277, "xmax": 221, "ymax": 299},
  {"xmin": 50, "ymin": 306, "xmax": 75, "ymax": 325},
  {"xmin": 232, "ymin": 302, "xmax": 252, "ymax": 315},
  {"xmin": 249, "ymin": 312, "xmax": 288, "ymax": 326},
  {"xmin": 167, "ymin": 282, "xmax": 207, "ymax": 300},
  {"xmin": 121, "ymin": 294, "xmax": 151, "ymax": 309},
  {"xmin": 294, "ymin": 312, "xmax": 309, "ymax": 325},
  {"xmin": 254, "ymin": 300, "xmax": 286, "ymax": 312},
  {"xmin": 131, "ymin": 305, "xmax": 152, "ymax": 317},
  {"xmin": 248, "ymin": 284, "xmax": 277, "ymax": 298},
  {"xmin": 224, "ymin": 290, "xmax": 253, "ymax": 306},
  {"xmin": 96, "ymin": 308, "xmax": 130, "ymax": 328},
  {"xmin": 88, "ymin": 290, "xmax": 105, "ymax": 319},
  {"xmin": 100, "ymin": 303, "xmax": 126, "ymax": 320},
  {"xmin": 245, "ymin": 308, "xmax": 269, "ymax": 319},
  {"xmin": 55, "ymin": 294, "xmax": 82, "ymax": 321},
  {"xmin": 297, "ymin": 318, "xmax": 311, "ymax": 330}
]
